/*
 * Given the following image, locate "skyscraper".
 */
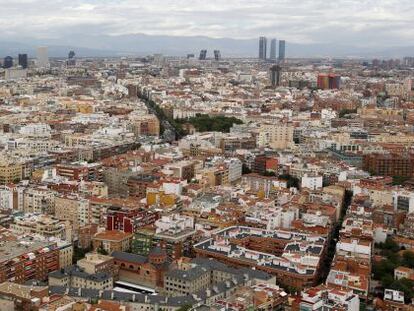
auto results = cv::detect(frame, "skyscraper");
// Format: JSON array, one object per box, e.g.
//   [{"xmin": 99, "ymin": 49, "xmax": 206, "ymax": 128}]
[
  {"xmin": 18, "ymin": 54, "xmax": 28, "ymax": 69},
  {"xmin": 259, "ymin": 37, "xmax": 267, "ymax": 60},
  {"xmin": 67, "ymin": 51, "xmax": 76, "ymax": 66},
  {"xmin": 270, "ymin": 65, "xmax": 281, "ymax": 87},
  {"xmin": 3, "ymin": 56, "xmax": 13, "ymax": 69},
  {"xmin": 278, "ymin": 40, "xmax": 286, "ymax": 61},
  {"xmin": 199, "ymin": 50, "xmax": 207, "ymax": 60},
  {"xmin": 36, "ymin": 46, "xmax": 49, "ymax": 67},
  {"xmin": 213, "ymin": 50, "xmax": 221, "ymax": 61},
  {"xmin": 270, "ymin": 39, "xmax": 277, "ymax": 60}
]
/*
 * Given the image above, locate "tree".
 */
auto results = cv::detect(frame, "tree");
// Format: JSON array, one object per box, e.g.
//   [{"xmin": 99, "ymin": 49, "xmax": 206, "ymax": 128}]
[
  {"xmin": 380, "ymin": 274, "xmax": 394, "ymax": 288},
  {"xmin": 338, "ymin": 108, "xmax": 357, "ymax": 118},
  {"xmin": 378, "ymin": 237, "xmax": 400, "ymax": 253},
  {"xmin": 402, "ymin": 251, "xmax": 414, "ymax": 268},
  {"xmin": 176, "ymin": 114, "xmax": 243, "ymax": 133},
  {"xmin": 97, "ymin": 246, "xmax": 109, "ymax": 255},
  {"xmin": 176, "ymin": 305, "xmax": 192, "ymax": 311},
  {"xmin": 263, "ymin": 170, "xmax": 276, "ymax": 177},
  {"xmin": 279, "ymin": 174, "xmax": 300, "ymax": 188},
  {"xmin": 389, "ymin": 278, "xmax": 414, "ymax": 303},
  {"xmin": 373, "ymin": 259, "xmax": 399, "ymax": 281},
  {"xmin": 73, "ymin": 245, "xmax": 92, "ymax": 264},
  {"xmin": 393, "ymin": 176, "xmax": 410, "ymax": 186},
  {"xmin": 242, "ymin": 164, "xmax": 251, "ymax": 175}
]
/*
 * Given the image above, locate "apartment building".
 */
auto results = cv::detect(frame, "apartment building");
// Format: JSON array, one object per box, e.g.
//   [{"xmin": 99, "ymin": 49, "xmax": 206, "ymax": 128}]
[
  {"xmin": 299, "ymin": 285, "xmax": 360, "ymax": 311},
  {"xmin": 23, "ymin": 187, "xmax": 56, "ymax": 214},
  {"xmin": 194, "ymin": 226, "xmax": 326, "ymax": 290},
  {"xmin": 257, "ymin": 123, "xmax": 294, "ymax": 150},
  {"xmin": 10, "ymin": 213, "xmax": 71, "ymax": 241},
  {"xmin": 56, "ymin": 162, "xmax": 103, "ymax": 181},
  {"xmin": 0, "ymin": 235, "xmax": 59, "ymax": 284},
  {"xmin": 0, "ymin": 159, "xmax": 23, "ymax": 184},
  {"xmin": 54, "ymin": 195, "xmax": 90, "ymax": 237},
  {"xmin": 130, "ymin": 114, "xmax": 160, "ymax": 137}
]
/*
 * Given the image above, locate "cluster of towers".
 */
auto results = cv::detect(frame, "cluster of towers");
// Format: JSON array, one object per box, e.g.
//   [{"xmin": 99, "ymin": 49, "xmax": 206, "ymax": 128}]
[
  {"xmin": 2, "ymin": 47, "xmax": 76, "ymax": 70},
  {"xmin": 2, "ymin": 54, "xmax": 28, "ymax": 69},
  {"xmin": 198, "ymin": 50, "xmax": 221, "ymax": 61},
  {"xmin": 259, "ymin": 37, "xmax": 286, "ymax": 61}
]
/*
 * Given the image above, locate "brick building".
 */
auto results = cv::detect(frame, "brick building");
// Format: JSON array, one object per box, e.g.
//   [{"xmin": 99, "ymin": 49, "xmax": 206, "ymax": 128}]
[
  {"xmin": 106, "ymin": 205, "xmax": 159, "ymax": 233},
  {"xmin": 363, "ymin": 153, "xmax": 414, "ymax": 178},
  {"xmin": 92, "ymin": 230, "xmax": 133, "ymax": 253},
  {"xmin": 112, "ymin": 246, "xmax": 170, "ymax": 288},
  {"xmin": 0, "ymin": 234, "xmax": 59, "ymax": 284}
]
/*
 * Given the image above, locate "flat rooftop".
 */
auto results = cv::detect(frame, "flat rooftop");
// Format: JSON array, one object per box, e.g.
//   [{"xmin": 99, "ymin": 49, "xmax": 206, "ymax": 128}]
[{"xmin": 0, "ymin": 238, "xmax": 56, "ymax": 263}]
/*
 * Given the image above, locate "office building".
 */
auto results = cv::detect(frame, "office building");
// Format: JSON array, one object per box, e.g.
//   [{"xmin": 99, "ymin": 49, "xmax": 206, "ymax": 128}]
[
  {"xmin": 270, "ymin": 64, "xmax": 281, "ymax": 87},
  {"xmin": 199, "ymin": 49, "xmax": 207, "ymax": 60},
  {"xmin": 3, "ymin": 56, "xmax": 13, "ymax": 68},
  {"xmin": 18, "ymin": 53, "xmax": 28, "ymax": 69},
  {"xmin": 67, "ymin": 50, "xmax": 76, "ymax": 66},
  {"xmin": 270, "ymin": 38, "xmax": 277, "ymax": 60},
  {"xmin": 259, "ymin": 36, "xmax": 267, "ymax": 60},
  {"xmin": 278, "ymin": 40, "xmax": 286, "ymax": 61},
  {"xmin": 213, "ymin": 50, "xmax": 221, "ymax": 61},
  {"xmin": 36, "ymin": 46, "xmax": 49, "ymax": 67}
]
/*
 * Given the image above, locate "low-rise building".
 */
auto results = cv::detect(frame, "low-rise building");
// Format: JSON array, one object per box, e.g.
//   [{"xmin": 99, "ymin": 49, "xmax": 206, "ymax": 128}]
[
  {"xmin": 48, "ymin": 265, "xmax": 113, "ymax": 290},
  {"xmin": 92, "ymin": 230, "xmax": 133, "ymax": 253}
]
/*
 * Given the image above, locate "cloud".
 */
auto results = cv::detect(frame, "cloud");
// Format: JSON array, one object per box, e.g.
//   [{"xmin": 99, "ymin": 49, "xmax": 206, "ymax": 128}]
[{"xmin": 0, "ymin": 0, "xmax": 413, "ymax": 47}]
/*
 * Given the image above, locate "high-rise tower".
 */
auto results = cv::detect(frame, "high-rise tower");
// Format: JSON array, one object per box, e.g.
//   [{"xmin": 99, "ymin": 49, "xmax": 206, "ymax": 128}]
[
  {"xmin": 270, "ymin": 65, "xmax": 282, "ymax": 87},
  {"xmin": 259, "ymin": 37, "xmax": 267, "ymax": 60},
  {"xmin": 213, "ymin": 50, "xmax": 221, "ymax": 61},
  {"xmin": 18, "ymin": 54, "xmax": 28, "ymax": 69},
  {"xmin": 270, "ymin": 39, "xmax": 277, "ymax": 60},
  {"xmin": 36, "ymin": 46, "xmax": 49, "ymax": 67},
  {"xmin": 3, "ymin": 56, "xmax": 13, "ymax": 69},
  {"xmin": 199, "ymin": 50, "xmax": 207, "ymax": 60},
  {"xmin": 278, "ymin": 40, "xmax": 286, "ymax": 61}
]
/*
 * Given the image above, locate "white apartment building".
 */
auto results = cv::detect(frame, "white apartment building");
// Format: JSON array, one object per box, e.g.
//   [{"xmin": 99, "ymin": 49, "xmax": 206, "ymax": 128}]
[
  {"xmin": 155, "ymin": 214, "xmax": 194, "ymax": 235},
  {"xmin": 301, "ymin": 174, "xmax": 323, "ymax": 190}
]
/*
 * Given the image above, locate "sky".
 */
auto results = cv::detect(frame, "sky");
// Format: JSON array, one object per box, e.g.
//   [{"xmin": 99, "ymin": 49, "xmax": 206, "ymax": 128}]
[{"xmin": 1, "ymin": 0, "xmax": 413, "ymax": 47}]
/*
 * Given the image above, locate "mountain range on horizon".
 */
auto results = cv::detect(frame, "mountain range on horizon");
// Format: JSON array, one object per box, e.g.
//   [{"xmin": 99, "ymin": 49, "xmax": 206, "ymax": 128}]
[{"xmin": 0, "ymin": 33, "xmax": 413, "ymax": 59}]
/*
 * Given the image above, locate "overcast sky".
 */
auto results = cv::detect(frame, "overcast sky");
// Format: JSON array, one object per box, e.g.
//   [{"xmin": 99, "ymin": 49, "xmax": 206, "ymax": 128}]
[{"xmin": 1, "ymin": 0, "xmax": 413, "ymax": 47}]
